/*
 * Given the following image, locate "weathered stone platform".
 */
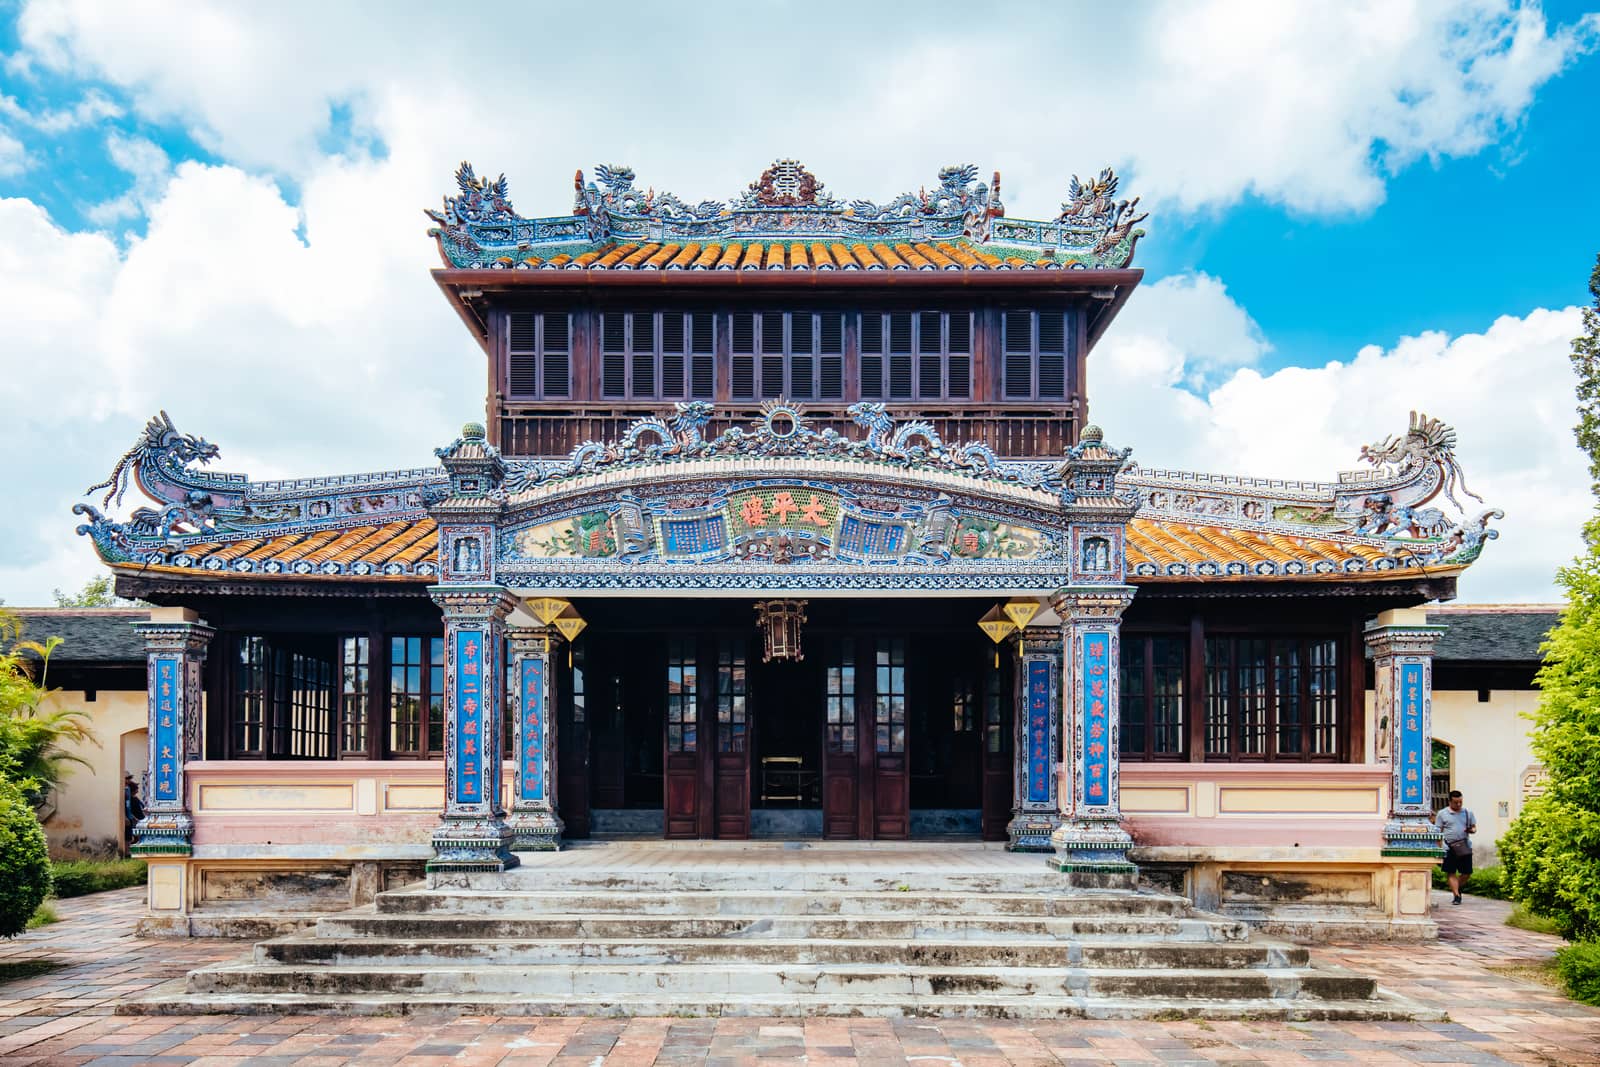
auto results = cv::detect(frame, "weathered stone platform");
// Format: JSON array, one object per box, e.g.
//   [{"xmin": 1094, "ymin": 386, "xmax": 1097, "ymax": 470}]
[{"xmin": 119, "ymin": 841, "xmax": 1439, "ymax": 1020}]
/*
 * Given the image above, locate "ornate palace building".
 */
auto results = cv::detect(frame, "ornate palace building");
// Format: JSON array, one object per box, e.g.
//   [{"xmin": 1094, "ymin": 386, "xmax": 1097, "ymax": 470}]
[{"xmin": 78, "ymin": 159, "xmax": 1502, "ymax": 938}]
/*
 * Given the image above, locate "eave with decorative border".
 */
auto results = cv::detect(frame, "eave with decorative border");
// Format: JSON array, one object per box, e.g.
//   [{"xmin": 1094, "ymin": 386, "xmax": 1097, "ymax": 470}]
[{"xmin": 76, "ymin": 406, "xmax": 1501, "ymax": 603}]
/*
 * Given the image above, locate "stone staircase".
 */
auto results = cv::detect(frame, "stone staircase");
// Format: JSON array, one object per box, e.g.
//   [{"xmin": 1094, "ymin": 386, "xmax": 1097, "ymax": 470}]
[{"xmin": 121, "ymin": 845, "xmax": 1438, "ymax": 1020}]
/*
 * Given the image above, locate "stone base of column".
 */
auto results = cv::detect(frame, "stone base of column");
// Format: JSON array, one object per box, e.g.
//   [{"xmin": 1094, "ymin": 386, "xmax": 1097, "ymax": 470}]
[
  {"xmin": 129, "ymin": 812, "xmax": 194, "ymax": 857},
  {"xmin": 1006, "ymin": 811, "xmax": 1061, "ymax": 852},
  {"xmin": 1049, "ymin": 818, "xmax": 1138, "ymax": 887},
  {"xmin": 507, "ymin": 809, "xmax": 565, "ymax": 852},
  {"xmin": 427, "ymin": 816, "xmax": 520, "ymax": 873},
  {"xmin": 1381, "ymin": 815, "xmax": 1445, "ymax": 858}
]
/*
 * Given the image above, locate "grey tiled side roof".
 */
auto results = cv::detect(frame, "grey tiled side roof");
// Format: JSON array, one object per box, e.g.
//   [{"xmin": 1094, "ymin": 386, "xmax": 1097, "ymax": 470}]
[
  {"xmin": 4, "ymin": 610, "xmax": 149, "ymax": 666},
  {"xmin": 1426, "ymin": 608, "xmax": 1560, "ymax": 664}
]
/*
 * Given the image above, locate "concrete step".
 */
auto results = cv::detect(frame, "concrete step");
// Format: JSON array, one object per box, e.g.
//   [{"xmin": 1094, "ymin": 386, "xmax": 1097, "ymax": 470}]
[
  {"xmin": 313, "ymin": 912, "xmax": 1252, "ymax": 943},
  {"xmin": 256, "ymin": 935, "xmax": 1310, "ymax": 970},
  {"xmin": 375, "ymin": 887, "xmax": 1196, "ymax": 918},
  {"xmin": 121, "ymin": 979, "xmax": 1445, "ymax": 1021},
  {"xmin": 433, "ymin": 867, "xmax": 1076, "ymax": 895},
  {"xmin": 187, "ymin": 962, "xmax": 1379, "ymax": 1002}
]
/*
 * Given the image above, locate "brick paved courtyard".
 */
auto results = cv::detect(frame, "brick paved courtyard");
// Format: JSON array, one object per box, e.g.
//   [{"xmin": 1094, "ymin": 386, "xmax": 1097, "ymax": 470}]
[{"xmin": 2, "ymin": 887, "xmax": 1597, "ymax": 1065}]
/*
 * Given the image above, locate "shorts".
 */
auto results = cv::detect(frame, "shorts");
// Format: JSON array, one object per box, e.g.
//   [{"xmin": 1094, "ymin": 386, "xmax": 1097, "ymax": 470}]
[{"xmin": 1441, "ymin": 848, "xmax": 1473, "ymax": 876}]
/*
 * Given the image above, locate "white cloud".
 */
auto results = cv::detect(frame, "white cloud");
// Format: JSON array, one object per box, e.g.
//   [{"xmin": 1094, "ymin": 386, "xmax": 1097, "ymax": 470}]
[
  {"xmin": 1093, "ymin": 278, "xmax": 1589, "ymax": 603},
  {"xmin": 84, "ymin": 132, "xmax": 171, "ymax": 225},
  {"xmin": 0, "ymin": 127, "xmax": 27, "ymax": 176},
  {"xmin": 10, "ymin": 1, "xmax": 1597, "ymax": 217},
  {"xmin": 0, "ymin": 86, "xmax": 121, "ymax": 133}
]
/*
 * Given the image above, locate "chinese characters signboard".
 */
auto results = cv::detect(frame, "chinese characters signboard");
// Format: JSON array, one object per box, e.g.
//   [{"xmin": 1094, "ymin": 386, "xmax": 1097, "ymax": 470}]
[
  {"xmin": 152, "ymin": 655, "xmax": 180, "ymax": 803},
  {"xmin": 1081, "ymin": 633, "xmax": 1111, "ymax": 808},
  {"xmin": 520, "ymin": 656, "xmax": 545, "ymax": 803},
  {"xmin": 453, "ymin": 629, "xmax": 489, "ymax": 805},
  {"xmin": 1025, "ymin": 659, "xmax": 1052, "ymax": 804},
  {"xmin": 1396, "ymin": 662, "xmax": 1426, "ymax": 810}
]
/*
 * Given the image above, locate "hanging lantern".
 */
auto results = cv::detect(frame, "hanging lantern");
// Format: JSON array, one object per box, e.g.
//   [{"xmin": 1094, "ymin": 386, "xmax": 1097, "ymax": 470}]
[
  {"xmin": 552, "ymin": 606, "xmax": 587, "ymax": 668},
  {"xmin": 977, "ymin": 605, "xmax": 1017, "ymax": 667},
  {"xmin": 755, "ymin": 600, "xmax": 808, "ymax": 663},
  {"xmin": 1003, "ymin": 597, "xmax": 1043, "ymax": 631},
  {"xmin": 526, "ymin": 597, "xmax": 572, "ymax": 626}
]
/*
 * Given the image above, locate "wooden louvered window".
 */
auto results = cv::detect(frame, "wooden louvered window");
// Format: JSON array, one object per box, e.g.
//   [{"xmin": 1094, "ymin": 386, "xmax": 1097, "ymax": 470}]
[
  {"xmin": 505, "ymin": 311, "xmax": 571, "ymax": 399},
  {"xmin": 859, "ymin": 311, "xmax": 972, "ymax": 400},
  {"xmin": 728, "ymin": 312, "xmax": 844, "ymax": 402},
  {"xmin": 1002, "ymin": 309, "xmax": 1072, "ymax": 401},
  {"xmin": 598, "ymin": 312, "xmax": 712, "ymax": 399}
]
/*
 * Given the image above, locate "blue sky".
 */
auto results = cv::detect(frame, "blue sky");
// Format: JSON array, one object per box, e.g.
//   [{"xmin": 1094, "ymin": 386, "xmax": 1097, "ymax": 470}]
[{"xmin": 0, "ymin": 1, "xmax": 1597, "ymax": 604}]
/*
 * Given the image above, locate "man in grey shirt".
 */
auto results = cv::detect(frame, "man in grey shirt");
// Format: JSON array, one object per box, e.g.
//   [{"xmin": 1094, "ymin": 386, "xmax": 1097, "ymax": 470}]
[{"xmin": 1434, "ymin": 789, "xmax": 1477, "ymax": 905}]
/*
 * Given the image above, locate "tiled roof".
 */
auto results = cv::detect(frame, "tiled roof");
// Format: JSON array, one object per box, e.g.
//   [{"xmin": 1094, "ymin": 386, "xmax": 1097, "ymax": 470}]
[
  {"xmin": 118, "ymin": 520, "xmax": 439, "ymax": 581},
  {"xmin": 490, "ymin": 239, "xmax": 1059, "ymax": 273},
  {"xmin": 1125, "ymin": 518, "xmax": 1438, "ymax": 581},
  {"xmin": 110, "ymin": 515, "xmax": 1448, "ymax": 586},
  {"xmin": 1426, "ymin": 606, "xmax": 1560, "ymax": 663},
  {"xmin": 4, "ymin": 609, "xmax": 149, "ymax": 665}
]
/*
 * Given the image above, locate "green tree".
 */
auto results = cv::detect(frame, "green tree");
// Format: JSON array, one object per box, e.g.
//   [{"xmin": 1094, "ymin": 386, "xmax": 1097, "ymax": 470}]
[
  {"xmin": 1574, "ymin": 253, "xmax": 1600, "ymax": 493},
  {"xmin": 50, "ymin": 575, "xmax": 140, "ymax": 608},
  {"xmin": 1499, "ymin": 252, "xmax": 1600, "ymax": 940},
  {"xmin": 0, "ymin": 612, "xmax": 96, "ymax": 808},
  {"xmin": 0, "ymin": 776, "xmax": 51, "ymax": 938}
]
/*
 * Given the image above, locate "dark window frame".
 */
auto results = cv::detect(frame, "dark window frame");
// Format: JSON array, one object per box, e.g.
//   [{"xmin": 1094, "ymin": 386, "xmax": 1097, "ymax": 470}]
[
  {"xmin": 1203, "ymin": 634, "xmax": 1342, "ymax": 762},
  {"xmin": 602, "ymin": 311, "xmax": 715, "ymax": 400},
  {"xmin": 1120, "ymin": 634, "xmax": 1186, "ymax": 761},
  {"xmin": 1001, "ymin": 308, "xmax": 1072, "ymax": 401},
  {"xmin": 729, "ymin": 310, "xmax": 846, "ymax": 401},
  {"xmin": 506, "ymin": 311, "xmax": 572, "ymax": 399},
  {"xmin": 858, "ymin": 310, "xmax": 972, "ymax": 401}
]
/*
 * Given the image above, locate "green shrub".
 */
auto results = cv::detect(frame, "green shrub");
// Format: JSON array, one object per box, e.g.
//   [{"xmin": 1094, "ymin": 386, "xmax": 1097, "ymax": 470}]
[
  {"xmin": 0, "ymin": 778, "xmax": 52, "ymax": 937},
  {"xmin": 1507, "ymin": 904, "xmax": 1562, "ymax": 936},
  {"xmin": 26, "ymin": 902, "xmax": 58, "ymax": 929},
  {"xmin": 49, "ymin": 858, "xmax": 147, "ymax": 898},
  {"xmin": 1556, "ymin": 941, "xmax": 1600, "ymax": 1006},
  {"xmin": 1467, "ymin": 865, "xmax": 1509, "ymax": 900}
]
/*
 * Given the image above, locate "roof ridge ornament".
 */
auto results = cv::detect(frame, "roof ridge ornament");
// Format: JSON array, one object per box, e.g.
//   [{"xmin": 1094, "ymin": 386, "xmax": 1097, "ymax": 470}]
[{"xmin": 427, "ymin": 160, "xmax": 1146, "ymax": 270}]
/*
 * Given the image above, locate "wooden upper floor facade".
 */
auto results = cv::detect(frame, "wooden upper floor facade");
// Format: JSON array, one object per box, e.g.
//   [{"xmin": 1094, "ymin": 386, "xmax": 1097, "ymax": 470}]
[{"xmin": 470, "ymin": 289, "xmax": 1121, "ymax": 459}]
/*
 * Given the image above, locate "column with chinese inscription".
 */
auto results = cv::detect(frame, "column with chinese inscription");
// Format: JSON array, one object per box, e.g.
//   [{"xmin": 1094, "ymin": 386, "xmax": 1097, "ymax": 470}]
[
  {"xmin": 1046, "ymin": 425, "xmax": 1139, "ymax": 885},
  {"xmin": 1007, "ymin": 629, "xmax": 1062, "ymax": 851},
  {"xmin": 130, "ymin": 609, "xmax": 214, "ymax": 858},
  {"xmin": 506, "ymin": 625, "xmax": 563, "ymax": 851},
  {"xmin": 1050, "ymin": 587, "xmax": 1138, "ymax": 882},
  {"xmin": 427, "ymin": 422, "xmax": 518, "ymax": 875},
  {"xmin": 428, "ymin": 586, "xmax": 519, "ymax": 873},
  {"xmin": 1367, "ymin": 608, "xmax": 1447, "ymax": 857}
]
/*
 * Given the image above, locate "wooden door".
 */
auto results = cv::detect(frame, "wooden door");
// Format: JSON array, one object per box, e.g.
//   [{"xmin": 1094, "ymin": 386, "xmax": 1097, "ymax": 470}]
[
  {"xmin": 557, "ymin": 642, "xmax": 591, "ymax": 838},
  {"xmin": 713, "ymin": 638, "xmax": 751, "ymax": 839},
  {"xmin": 980, "ymin": 657, "xmax": 1013, "ymax": 841},
  {"xmin": 663, "ymin": 637, "xmax": 700, "ymax": 838},
  {"xmin": 871, "ymin": 637, "xmax": 910, "ymax": 839},
  {"xmin": 822, "ymin": 638, "xmax": 860, "ymax": 839}
]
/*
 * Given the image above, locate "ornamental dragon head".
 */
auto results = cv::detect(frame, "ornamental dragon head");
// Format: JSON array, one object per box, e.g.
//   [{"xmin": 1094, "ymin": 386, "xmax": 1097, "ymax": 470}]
[{"xmin": 84, "ymin": 410, "xmax": 220, "ymax": 508}]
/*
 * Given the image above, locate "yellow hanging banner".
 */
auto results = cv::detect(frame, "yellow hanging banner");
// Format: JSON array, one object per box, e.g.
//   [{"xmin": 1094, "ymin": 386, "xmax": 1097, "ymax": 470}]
[
  {"xmin": 1003, "ymin": 597, "xmax": 1043, "ymax": 631},
  {"xmin": 526, "ymin": 597, "xmax": 571, "ymax": 626}
]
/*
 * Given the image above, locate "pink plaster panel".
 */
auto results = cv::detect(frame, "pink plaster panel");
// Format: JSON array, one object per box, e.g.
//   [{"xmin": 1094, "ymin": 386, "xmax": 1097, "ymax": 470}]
[
  {"xmin": 1120, "ymin": 763, "xmax": 1390, "ymax": 849},
  {"xmin": 185, "ymin": 760, "xmax": 452, "ymax": 849}
]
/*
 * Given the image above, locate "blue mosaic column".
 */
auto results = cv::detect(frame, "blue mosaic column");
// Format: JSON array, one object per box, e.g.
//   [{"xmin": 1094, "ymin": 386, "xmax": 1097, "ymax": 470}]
[
  {"xmin": 1050, "ymin": 586, "xmax": 1139, "ymax": 884},
  {"xmin": 1007, "ymin": 630, "xmax": 1062, "ymax": 851},
  {"xmin": 506, "ymin": 626, "xmax": 563, "ymax": 851},
  {"xmin": 130, "ymin": 614, "xmax": 214, "ymax": 857},
  {"xmin": 1366, "ymin": 611, "xmax": 1447, "ymax": 856},
  {"xmin": 427, "ymin": 585, "xmax": 519, "ymax": 874}
]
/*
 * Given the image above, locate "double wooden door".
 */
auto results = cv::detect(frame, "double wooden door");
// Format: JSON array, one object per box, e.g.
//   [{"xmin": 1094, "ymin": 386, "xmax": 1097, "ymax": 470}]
[
  {"xmin": 821, "ymin": 636, "xmax": 910, "ymax": 840},
  {"xmin": 664, "ymin": 636, "xmax": 752, "ymax": 839}
]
